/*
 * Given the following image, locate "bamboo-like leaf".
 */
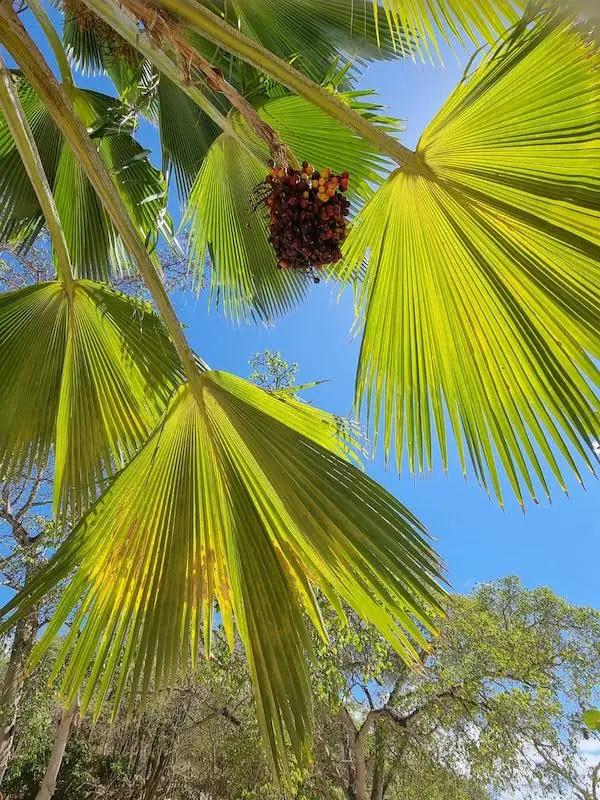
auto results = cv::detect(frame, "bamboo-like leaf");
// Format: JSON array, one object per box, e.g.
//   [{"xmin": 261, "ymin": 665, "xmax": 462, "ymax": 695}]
[
  {"xmin": 186, "ymin": 92, "xmax": 391, "ymax": 321},
  {"xmin": 0, "ymin": 371, "xmax": 444, "ymax": 777},
  {"xmin": 341, "ymin": 15, "xmax": 600, "ymax": 506},
  {"xmin": 0, "ymin": 75, "xmax": 168, "ymax": 279},
  {"xmin": 0, "ymin": 280, "xmax": 183, "ymax": 518}
]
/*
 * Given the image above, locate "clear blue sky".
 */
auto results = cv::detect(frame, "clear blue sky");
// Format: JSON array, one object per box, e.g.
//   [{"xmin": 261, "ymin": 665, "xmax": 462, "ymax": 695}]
[{"xmin": 9, "ymin": 5, "xmax": 600, "ymax": 609}]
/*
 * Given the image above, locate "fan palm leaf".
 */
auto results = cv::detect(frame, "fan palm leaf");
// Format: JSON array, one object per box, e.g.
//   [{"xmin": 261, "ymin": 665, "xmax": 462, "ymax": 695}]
[
  {"xmin": 0, "ymin": 280, "xmax": 183, "ymax": 518},
  {"xmin": 209, "ymin": 0, "xmax": 407, "ymax": 82},
  {"xmin": 375, "ymin": 0, "xmax": 525, "ymax": 56},
  {"xmin": 0, "ymin": 370, "xmax": 445, "ymax": 777},
  {"xmin": 341, "ymin": 14, "xmax": 600, "ymax": 506},
  {"xmin": 186, "ymin": 92, "xmax": 392, "ymax": 321},
  {"xmin": 66, "ymin": 0, "xmax": 407, "ymax": 86},
  {"xmin": 156, "ymin": 75, "xmax": 222, "ymax": 203},
  {"xmin": 0, "ymin": 75, "xmax": 168, "ymax": 279}
]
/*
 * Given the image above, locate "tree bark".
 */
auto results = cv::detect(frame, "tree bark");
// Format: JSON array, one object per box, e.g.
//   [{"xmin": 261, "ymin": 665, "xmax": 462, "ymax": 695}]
[
  {"xmin": 370, "ymin": 721, "xmax": 385, "ymax": 800},
  {"xmin": 0, "ymin": 552, "xmax": 40, "ymax": 786},
  {"xmin": 0, "ymin": 609, "xmax": 38, "ymax": 783},
  {"xmin": 352, "ymin": 730, "xmax": 368, "ymax": 800},
  {"xmin": 35, "ymin": 698, "xmax": 78, "ymax": 800}
]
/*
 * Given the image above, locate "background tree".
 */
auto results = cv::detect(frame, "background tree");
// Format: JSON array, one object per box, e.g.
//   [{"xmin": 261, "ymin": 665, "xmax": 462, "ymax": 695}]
[
  {"xmin": 248, "ymin": 351, "xmax": 299, "ymax": 392},
  {"xmin": 305, "ymin": 578, "xmax": 600, "ymax": 800},
  {"xmin": 2, "ymin": 578, "xmax": 598, "ymax": 799},
  {"xmin": 0, "ymin": 468, "xmax": 60, "ymax": 783}
]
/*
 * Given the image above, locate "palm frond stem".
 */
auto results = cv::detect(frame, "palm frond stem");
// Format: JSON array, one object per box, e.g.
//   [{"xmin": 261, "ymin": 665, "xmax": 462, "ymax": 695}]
[
  {"xmin": 0, "ymin": 54, "xmax": 74, "ymax": 297},
  {"xmin": 149, "ymin": 0, "xmax": 416, "ymax": 167},
  {"xmin": 0, "ymin": 2, "xmax": 202, "ymax": 398},
  {"xmin": 92, "ymin": 0, "xmax": 295, "ymax": 165},
  {"xmin": 28, "ymin": 0, "xmax": 74, "ymax": 86},
  {"xmin": 84, "ymin": 0, "xmax": 233, "ymax": 137}
]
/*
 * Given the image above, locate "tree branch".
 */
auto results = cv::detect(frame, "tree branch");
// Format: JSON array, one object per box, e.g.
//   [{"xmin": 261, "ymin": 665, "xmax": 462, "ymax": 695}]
[{"xmin": 93, "ymin": 0, "xmax": 293, "ymax": 166}]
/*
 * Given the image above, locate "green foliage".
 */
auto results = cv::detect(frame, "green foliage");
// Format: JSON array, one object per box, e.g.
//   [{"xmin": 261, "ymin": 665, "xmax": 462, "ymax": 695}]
[
  {"xmin": 342, "ymin": 13, "xmax": 600, "ymax": 506},
  {"xmin": 0, "ymin": 0, "xmax": 598, "ymax": 788},
  {"xmin": 0, "ymin": 280, "xmax": 183, "ymax": 519},
  {"xmin": 200, "ymin": 0, "xmax": 408, "ymax": 83},
  {"xmin": 186, "ymin": 91, "xmax": 392, "ymax": 322},
  {"xmin": 375, "ymin": 0, "xmax": 525, "ymax": 56},
  {"xmin": 249, "ymin": 350, "xmax": 299, "ymax": 391},
  {"xmin": 4, "ymin": 579, "xmax": 599, "ymax": 799},
  {"xmin": 0, "ymin": 75, "xmax": 169, "ymax": 279},
  {"xmin": 0, "ymin": 371, "xmax": 444, "ymax": 779},
  {"xmin": 584, "ymin": 708, "xmax": 600, "ymax": 730}
]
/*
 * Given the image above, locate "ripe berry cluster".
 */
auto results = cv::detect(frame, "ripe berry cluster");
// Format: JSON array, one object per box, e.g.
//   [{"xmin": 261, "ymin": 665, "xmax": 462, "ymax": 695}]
[{"xmin": 264, "ymin": 161, "xmax": 350, "ymax": 281}]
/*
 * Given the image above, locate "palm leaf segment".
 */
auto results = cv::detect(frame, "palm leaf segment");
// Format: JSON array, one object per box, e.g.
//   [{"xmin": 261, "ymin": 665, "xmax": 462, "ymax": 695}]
[
  {"xmin": 62, "ymin": 14, "xmax": 223, "ymax": 205},
  {"xmin": 342, "ymin": 15, "xmax": 600, "ymax": 506},
  {"xmin": 0, "ymin": 371, "xmax": 444, "ymax": 777},
  {"xmin": 0, "ymin": 76, "xmax": 168, "ymax": 279},
  {"xmin": 61, "ymin": 0, "xmax": 405, "ymax": 204},
  {"xmin": 186, "ymin": 92, "xmax": 392, "ymax": 322},
  {"xmin": 376, "ymin": 0, "xmax": 525, "ymax": 55},
  {"xmin": 214, "ymin": 0, "xmax": 406, "ymax": 81},
  {"xmin": 0, "ymin": 280, "xmax": 183, "ymax": 518}
]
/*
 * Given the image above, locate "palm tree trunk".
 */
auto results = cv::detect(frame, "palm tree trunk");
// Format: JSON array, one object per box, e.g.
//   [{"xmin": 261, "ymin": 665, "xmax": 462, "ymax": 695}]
[
  {"xmin": 0, "ymin": 608, "xmax": 38, "ymax": 783},
  {"xmin": 35, "ymin": 698, "xmax": 78, "ymax": 800}
]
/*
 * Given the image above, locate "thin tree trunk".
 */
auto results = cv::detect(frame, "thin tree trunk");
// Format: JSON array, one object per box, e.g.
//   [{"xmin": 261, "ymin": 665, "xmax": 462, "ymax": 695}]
[
  {"xmin": 35, "ymin": 698, "xmax": 78, "ymax": 800},
  {"xmin": 0, "ymin": 609, "xmax": 38, "ymax": 783},
  {"xmin": 352, "ymin": 731, "xmax": 368, "ymax": 800},
  {"xmin": 0, "ymin": 553, "xmax": 40, "ymax": 785}
]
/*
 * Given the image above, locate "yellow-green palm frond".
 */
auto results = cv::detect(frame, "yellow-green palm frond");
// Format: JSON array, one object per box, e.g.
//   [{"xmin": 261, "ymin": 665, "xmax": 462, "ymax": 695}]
[
  {"xmin": 0, "ymin": 280, "xmax": 183, "ymax": 518},
  {"xmin": 0, "ymin": 76, "xmax": 169, "ymax": 280},
  {"xmin": 341, "ymin": 14, "xmax": 600, "ymax": 506},
  {"xmin": 185, "ymin": 93, "xmax": 391, "ymax": 322},
  {"xmin": 375, "ymin": 0, "xmax": 525, "ymax": 57},
  {"xmin": 0, "ymin": 371, "xmax": 444, "ymax": 777}
]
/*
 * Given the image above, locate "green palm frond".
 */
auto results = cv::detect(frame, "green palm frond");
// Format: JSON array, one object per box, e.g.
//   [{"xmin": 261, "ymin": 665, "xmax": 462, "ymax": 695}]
[
  {"xmin": 205, "ymin": 0, "xmax": 408, "ymax": 83},
  {"xmin": 61, "ymin": 0, "xmax": 143, "ymax": 78},
  {"xmin": 0, "ymin": 280, "xmax": 183, "ymax": 518},
  {"xmin": 62, "ymin": 12, "xmax": 222, "ymax": 205},
  {"xmin": 341, "ymin": 14, "xmax": 600, "ymax": 506},
  {"xmin": 186, "ymin": 129, "xmax": 308, "ymax": 322},
  {"xmin": 186, "ymin": 92, "xmax": 391, "ymax": 322},
  {"xmin": 0, "ymin": 75, "xmax": 168, "ymax": 280},
  {"xmin": 0, "ymin": 370, "xmax": 444, "ymax": 777},
  {"xmin": 157, "ymin": 75, "xmax": 222, "ymax": 203},
  {"xmin": 375, "ymin": 0, "xmax": 525, "ymax": 56}
]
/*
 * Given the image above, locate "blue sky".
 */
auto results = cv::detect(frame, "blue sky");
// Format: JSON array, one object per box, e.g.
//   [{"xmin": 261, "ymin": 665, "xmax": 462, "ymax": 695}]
[{"xmin": 8, "ymin": 6, "xmax": 600, "ymax": 609}]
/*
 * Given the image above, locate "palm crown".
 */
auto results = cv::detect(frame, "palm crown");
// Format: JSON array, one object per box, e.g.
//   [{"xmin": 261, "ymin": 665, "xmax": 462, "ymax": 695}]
[{"xmin": 0, "ymin": 0, "xmax": 597, "ymax": 779}]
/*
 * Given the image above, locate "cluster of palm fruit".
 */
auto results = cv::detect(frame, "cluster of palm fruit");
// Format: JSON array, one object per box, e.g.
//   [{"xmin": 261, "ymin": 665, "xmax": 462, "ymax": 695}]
[{"xmin": 264, "ymin": 161, "xmax": 350, "ymax": 280}]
